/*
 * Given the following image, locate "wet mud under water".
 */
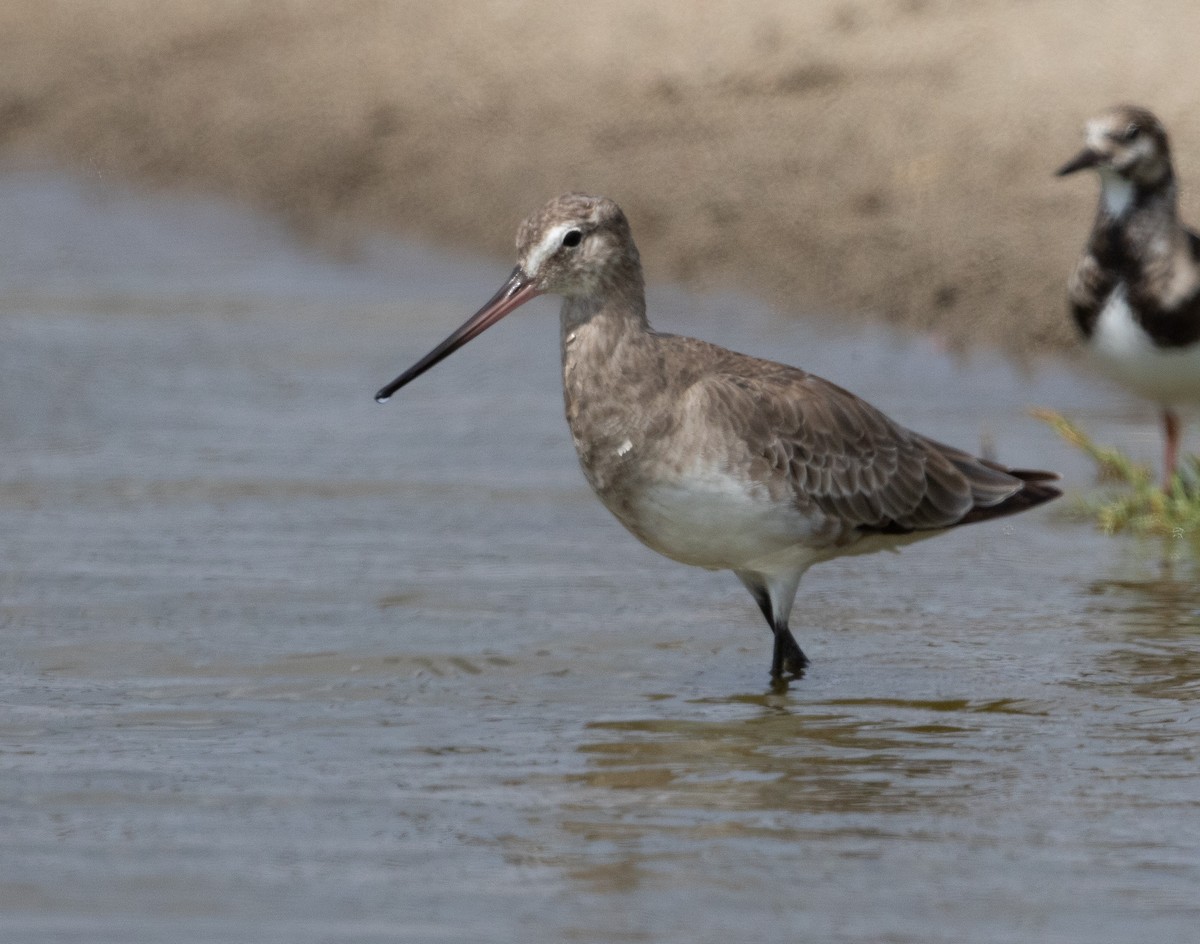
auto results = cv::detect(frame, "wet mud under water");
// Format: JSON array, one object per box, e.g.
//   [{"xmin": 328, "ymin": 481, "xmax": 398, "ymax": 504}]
[{"xmin": 1, "ymin": 174, "xmax": 1198, "ymax": 942}]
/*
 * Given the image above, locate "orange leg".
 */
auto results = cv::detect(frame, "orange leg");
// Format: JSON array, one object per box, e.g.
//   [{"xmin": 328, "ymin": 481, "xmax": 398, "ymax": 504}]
[{"xmin": 1162, "ymin": 408, "xmax": 1181, "ymax": 491}]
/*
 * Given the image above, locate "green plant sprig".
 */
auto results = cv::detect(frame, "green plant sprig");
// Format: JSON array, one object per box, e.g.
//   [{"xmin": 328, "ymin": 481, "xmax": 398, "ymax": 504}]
[{"xmin": 1032, "ymin": 408, "xmax": 1200, "ymax": 543}]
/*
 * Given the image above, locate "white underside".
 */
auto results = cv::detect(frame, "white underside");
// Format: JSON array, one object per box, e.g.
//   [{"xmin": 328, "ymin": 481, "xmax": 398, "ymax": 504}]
[
  {"xmin": 631, "ymin": 478, "xmax": 827, "ymax": 575},
  {"xmin": 623, "ymin": 460, "xmax": 918, "ymax": 581},
  {"xmin": 1090, "ymin": 287, "xmax": 1200, "ymax": 405}
]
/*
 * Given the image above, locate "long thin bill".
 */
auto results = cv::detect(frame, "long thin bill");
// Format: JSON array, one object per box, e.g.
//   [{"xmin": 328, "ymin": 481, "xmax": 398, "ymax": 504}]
[{"xmin": 375, "ymin": 267, "xmax": 542, "ymax": 403}]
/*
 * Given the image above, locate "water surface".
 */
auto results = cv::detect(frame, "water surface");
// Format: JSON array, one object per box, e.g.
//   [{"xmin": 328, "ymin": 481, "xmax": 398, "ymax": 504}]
[{"xmin": 1, "ymin": 173, "xmax": 1198, "ymax": 943}]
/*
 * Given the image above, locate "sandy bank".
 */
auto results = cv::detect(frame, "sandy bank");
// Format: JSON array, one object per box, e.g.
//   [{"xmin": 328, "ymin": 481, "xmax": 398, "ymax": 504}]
[{"xmin": 3, "ymin": 1, "xmax": 1199, "ymax": 355}]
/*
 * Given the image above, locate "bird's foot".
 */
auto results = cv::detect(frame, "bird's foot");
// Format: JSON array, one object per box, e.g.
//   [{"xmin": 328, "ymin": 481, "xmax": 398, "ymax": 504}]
[{"xmin": 770, "ymin": 627, "xmax": 809, "ymax": 679}]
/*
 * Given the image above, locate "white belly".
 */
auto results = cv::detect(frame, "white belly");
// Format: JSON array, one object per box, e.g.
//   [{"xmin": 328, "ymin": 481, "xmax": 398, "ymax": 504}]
[
  {"xmin": 616, "ymin": 462, "xmax": 844, "ymax": 575},
  {"xmin": 1090, "ymin": 287, "xmax": 1200, "ymax": 405}
]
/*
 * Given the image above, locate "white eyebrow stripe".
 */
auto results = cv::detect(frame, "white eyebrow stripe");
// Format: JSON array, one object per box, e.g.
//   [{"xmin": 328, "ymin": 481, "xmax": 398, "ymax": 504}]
[
  {"xmin": 524, "ymin": 222, "xmax": 576, "ymax": 277},
  {"xmin": 1085, "ymin": 122, "xmax": 1108, "ymax": 151}
]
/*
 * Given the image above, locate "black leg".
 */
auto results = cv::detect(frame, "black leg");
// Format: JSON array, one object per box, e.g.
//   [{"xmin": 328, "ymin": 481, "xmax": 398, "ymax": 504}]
[
  {"xmin": 771, "ymin": 625, "xmax": 809, "ymax": 678},
  {"xmin": 737, "ymin": 572, "xmax": 809, "ymax": 679},
  {"xmin": 745, "ymin": 580, "xmax": 774, "ymax": 628}
]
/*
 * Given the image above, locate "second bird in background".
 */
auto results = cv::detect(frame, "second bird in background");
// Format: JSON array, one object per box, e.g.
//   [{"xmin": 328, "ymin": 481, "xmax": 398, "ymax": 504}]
[{"xmin": 1058, "ymin": 104, "xmax": 1200, "ymax": 489}]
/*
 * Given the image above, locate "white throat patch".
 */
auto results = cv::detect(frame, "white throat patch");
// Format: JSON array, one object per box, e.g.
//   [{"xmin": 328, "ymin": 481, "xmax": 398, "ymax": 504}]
[{"xmin": 1099, "ymin": 170, "xmax": 1135, "ymax": 218}]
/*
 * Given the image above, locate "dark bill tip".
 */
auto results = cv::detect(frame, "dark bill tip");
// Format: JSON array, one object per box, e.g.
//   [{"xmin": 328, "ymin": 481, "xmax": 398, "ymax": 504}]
[
  {"xmin": 1056, "ymin": 148, "xmax": 1102, "ymax": 177},
  {"xmin": 374, "ymin": 267, "xmax": 541, "ymax": 403}
]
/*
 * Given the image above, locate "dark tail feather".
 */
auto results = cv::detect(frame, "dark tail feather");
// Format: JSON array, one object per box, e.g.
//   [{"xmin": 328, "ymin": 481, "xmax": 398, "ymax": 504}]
[
  {"xmin": 958, "ymin": 466, "xmax": 1062, "ymax": 525},
  {"xmin": 979, "ymin": 459, "xmax": 1059, "ymax": 484}
]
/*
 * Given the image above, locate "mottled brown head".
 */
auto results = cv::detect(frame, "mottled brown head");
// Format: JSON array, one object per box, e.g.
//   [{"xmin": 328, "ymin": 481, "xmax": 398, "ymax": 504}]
[
  {"xmin": 515, "ymin": 192, "xmax": 642, "ymax": 298},
  {"xmin": 374, "ymin": 193, "xmax": 642, "ymax": 402},
  {"xmin": 1057, "ymin": 104, "xmax": 1173, "ymax": 186}
]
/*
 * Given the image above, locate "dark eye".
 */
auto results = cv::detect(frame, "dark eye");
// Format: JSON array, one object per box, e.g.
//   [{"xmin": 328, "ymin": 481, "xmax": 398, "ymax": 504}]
[
  {"xmin": 561, "ymin": 229, "xmax": 583, "ymax": 248},
  {"xmin": 1120, "ymin": 123, "xmax": 1141, "ymax": 142}
]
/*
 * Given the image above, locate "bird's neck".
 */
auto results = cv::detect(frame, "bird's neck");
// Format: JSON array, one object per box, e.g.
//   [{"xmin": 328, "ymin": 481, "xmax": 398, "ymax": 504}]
[
  {"xmin": 559, "ymin": 278, "xmax": 650, "ymax": 353},
  {"xmin": 1090, "ymin": 171, "xmax": 1181, "ymax": 280},
  {"xmin": 559, "ymin": 280, "xmax": 665, "ymax": 498},
  {"xmin": 1097, "ymin": 167, "xmax": 1176, "ymax": 226}
]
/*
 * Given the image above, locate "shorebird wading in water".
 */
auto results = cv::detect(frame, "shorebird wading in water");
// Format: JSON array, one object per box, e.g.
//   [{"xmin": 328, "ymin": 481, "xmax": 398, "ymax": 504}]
[
  {"xmin": 1058, "ymin": 104, "xmax": 1200, "ymax": 488},
  {"xmin": 376, "ymin": 193, "xmax": 1060, "ymax": 679}
]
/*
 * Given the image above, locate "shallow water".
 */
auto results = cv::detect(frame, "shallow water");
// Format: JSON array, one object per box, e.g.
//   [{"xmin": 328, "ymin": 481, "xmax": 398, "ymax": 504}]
[{"xmin": 1, "ymin": 173, "xmax": 1198, "ymax": 943}]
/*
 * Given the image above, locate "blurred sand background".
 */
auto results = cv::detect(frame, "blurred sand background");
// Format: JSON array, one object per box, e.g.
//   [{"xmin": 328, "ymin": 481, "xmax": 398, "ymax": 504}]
[{"xmin": 2, "ymin": 0, "xmax": 1199, "ymax": 354}]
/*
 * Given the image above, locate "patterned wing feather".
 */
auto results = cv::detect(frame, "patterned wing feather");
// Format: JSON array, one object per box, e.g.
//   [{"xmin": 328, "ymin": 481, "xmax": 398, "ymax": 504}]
[{"xmin": 694, "ymin": 366, "xmax": 1036, "ymax": 534}]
